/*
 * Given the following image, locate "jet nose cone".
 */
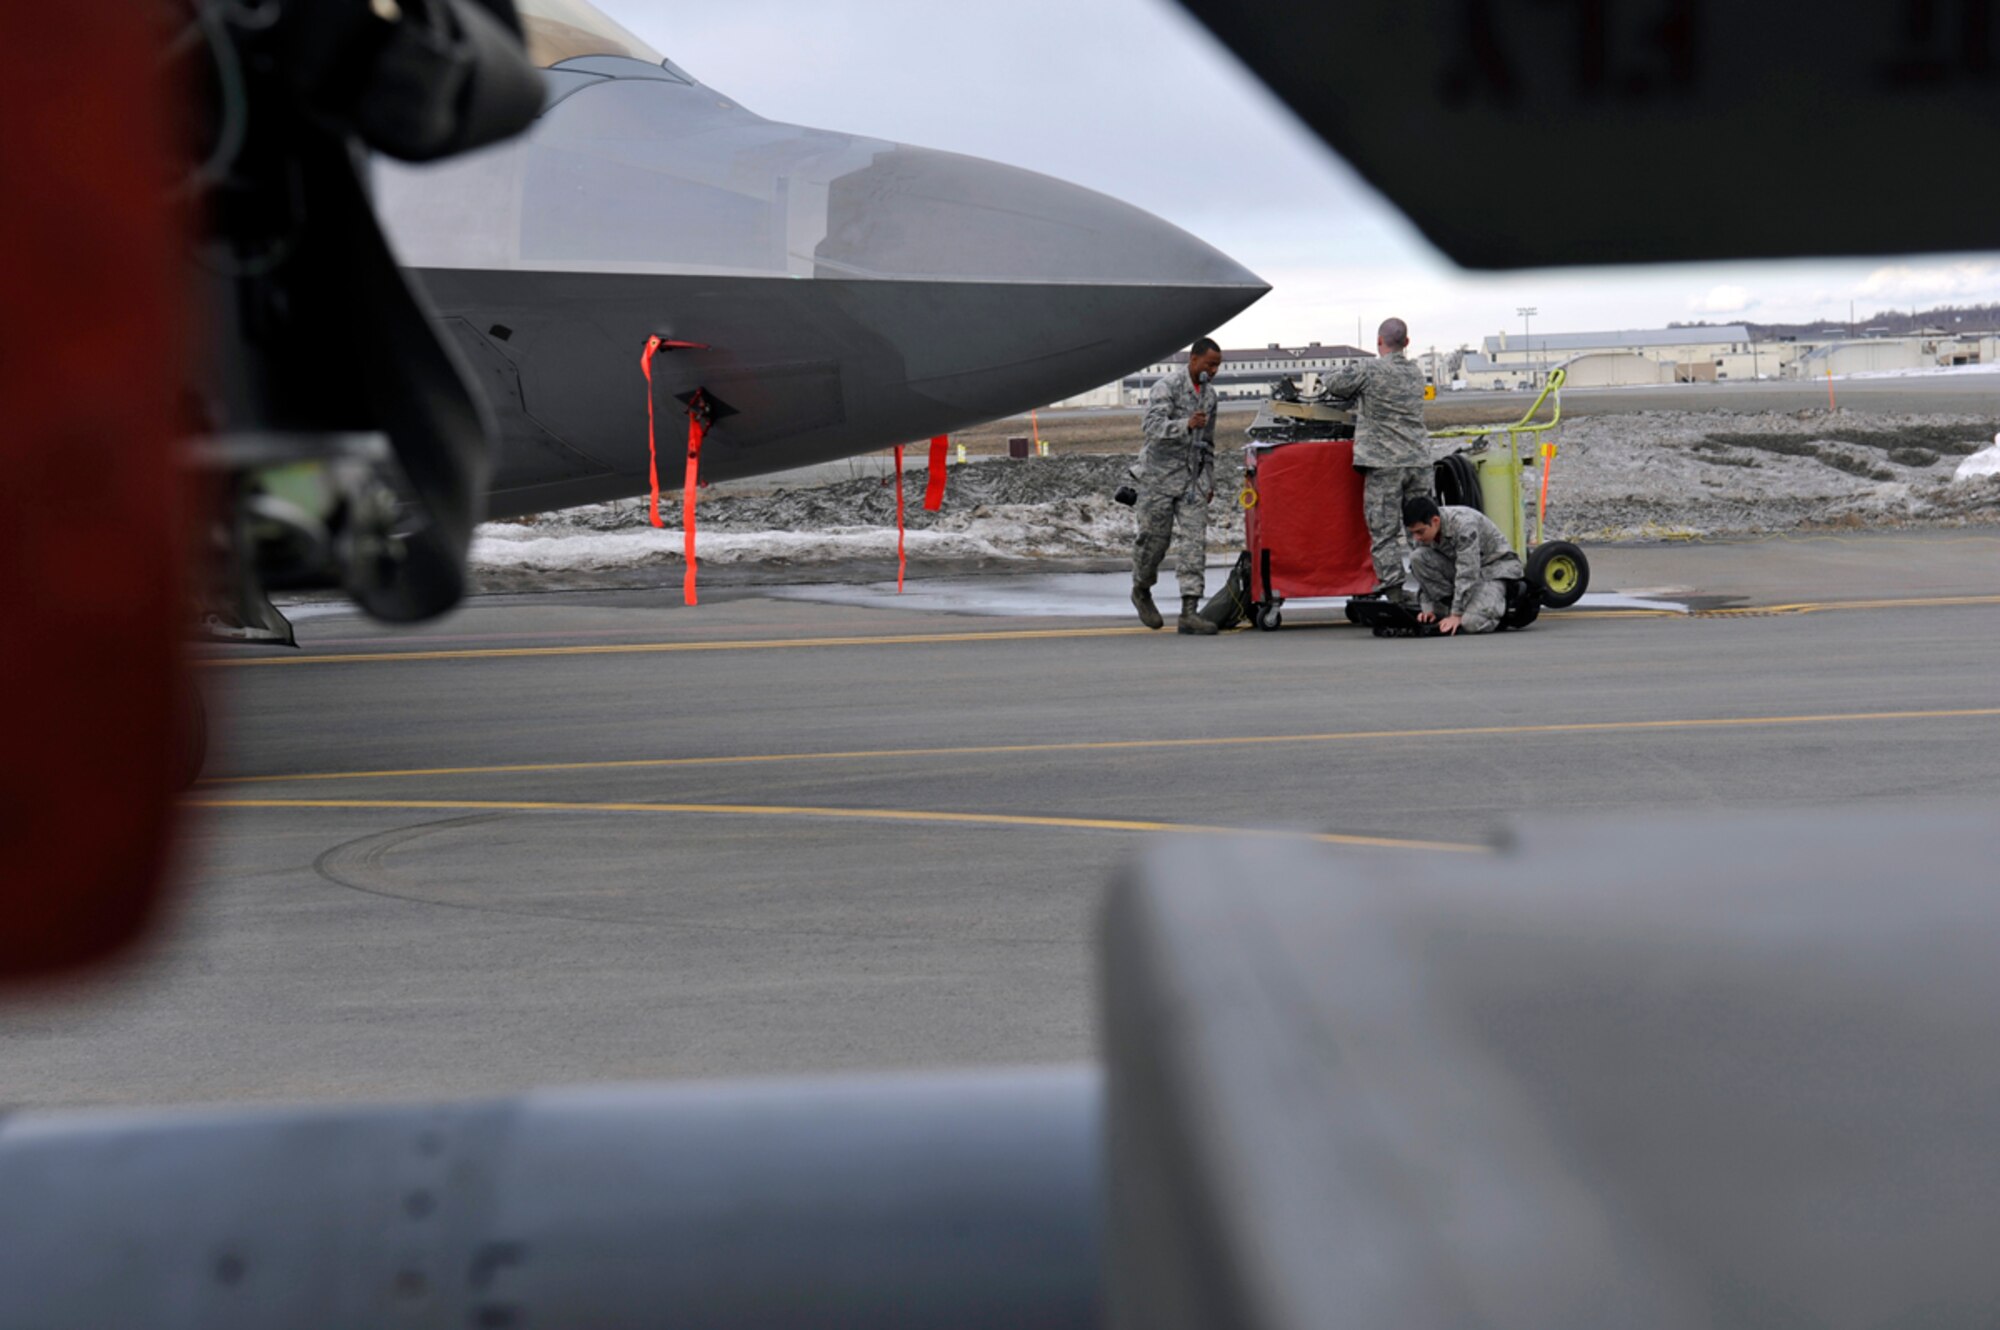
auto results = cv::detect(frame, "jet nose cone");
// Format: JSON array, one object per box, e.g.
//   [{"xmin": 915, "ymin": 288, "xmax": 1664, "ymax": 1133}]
[
  {"xmin": 801, "ymin": 144, "xmax": 1267, "ymax": 424},
  {"xmin": 812, "ymin": 144, "xmax": 1267, "ymax": 300}
]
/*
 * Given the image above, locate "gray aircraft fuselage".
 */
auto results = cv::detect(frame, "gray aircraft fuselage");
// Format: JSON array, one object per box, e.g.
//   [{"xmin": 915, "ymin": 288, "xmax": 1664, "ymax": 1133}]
[{"xmin": 375, "ymin": 54, "xmax": 1268, "ymax": 520}]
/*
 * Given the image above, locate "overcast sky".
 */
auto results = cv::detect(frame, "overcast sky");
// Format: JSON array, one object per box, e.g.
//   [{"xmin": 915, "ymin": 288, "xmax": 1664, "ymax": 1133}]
[{"xmin": 609, "ymin": 0, "xmax": 2000, "ymax": 358}]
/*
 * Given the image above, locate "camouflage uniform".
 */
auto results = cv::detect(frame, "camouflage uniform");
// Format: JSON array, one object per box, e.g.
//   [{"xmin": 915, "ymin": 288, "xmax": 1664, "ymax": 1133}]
[
  {"xmin": 1410, "ymin": 504, "xmax": 1525, "ymax": 635},
  {"xmin": 1132, "ymin": 368, "xmax": 1220, "ymax": 600},
  {"xmin": 1318, "ymin": 351, "xmax": 1432, "ymax": 592}
]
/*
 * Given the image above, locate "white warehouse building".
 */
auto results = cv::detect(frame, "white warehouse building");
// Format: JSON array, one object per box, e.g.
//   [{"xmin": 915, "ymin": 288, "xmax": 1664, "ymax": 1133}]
[
  {"xmin": 1473, "ymin": 326, "xmax": 1768, "ymax": 387},
  {"xmin": 1465, "ymin": 324, "xmax": 1998, "ymax": 391}
]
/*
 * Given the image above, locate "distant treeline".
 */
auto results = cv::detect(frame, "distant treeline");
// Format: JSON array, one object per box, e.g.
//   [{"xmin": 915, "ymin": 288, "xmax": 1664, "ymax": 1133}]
[{"xmin": 1672, "ymin": 303, "xmax": 2000, "ymax": 339}]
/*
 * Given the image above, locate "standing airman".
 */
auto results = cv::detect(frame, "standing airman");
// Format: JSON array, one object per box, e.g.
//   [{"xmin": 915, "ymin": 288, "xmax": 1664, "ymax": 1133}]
[{"xmin": 1131, "ymin": 337, "xmax": 1224, "ymax": 636}]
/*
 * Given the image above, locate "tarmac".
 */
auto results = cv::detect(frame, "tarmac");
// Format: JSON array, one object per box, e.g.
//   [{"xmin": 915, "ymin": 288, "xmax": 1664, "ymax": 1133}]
[{"xmin": 9, "ymin": 528, "xmax": 2000, "ymax": 1109}]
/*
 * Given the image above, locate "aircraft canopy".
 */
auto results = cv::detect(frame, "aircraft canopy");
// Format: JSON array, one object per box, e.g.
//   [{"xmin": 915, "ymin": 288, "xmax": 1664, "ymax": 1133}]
[{"xmin": 517, "ymin": 0, "xmax": 665, "ymax": 68}]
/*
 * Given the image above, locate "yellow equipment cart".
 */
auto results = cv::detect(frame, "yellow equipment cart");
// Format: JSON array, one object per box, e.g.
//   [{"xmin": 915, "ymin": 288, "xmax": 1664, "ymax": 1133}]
[{"xmin": 1429, "ymin": 367, "xmax": 1589, "ymax": 608}]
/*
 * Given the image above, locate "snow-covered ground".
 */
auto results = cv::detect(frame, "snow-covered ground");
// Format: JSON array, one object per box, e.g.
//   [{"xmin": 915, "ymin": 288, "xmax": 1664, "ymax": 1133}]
[
  {"xmin": 472, "ymin": 524, "xmax": 1015, "ymax": 572},
  {"xmin": 469, "ymin": 409, "xmax": 2000, "ymax": 586}
]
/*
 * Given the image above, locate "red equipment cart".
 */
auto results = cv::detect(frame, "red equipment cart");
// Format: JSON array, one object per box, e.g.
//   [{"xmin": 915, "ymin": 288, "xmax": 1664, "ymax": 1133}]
[{"xmin": 1238, "ymin": 438, "xmax": 1376, "ymax": 631}]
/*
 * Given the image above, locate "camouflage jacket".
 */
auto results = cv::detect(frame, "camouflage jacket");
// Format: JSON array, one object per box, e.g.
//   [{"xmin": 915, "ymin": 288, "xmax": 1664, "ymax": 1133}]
[
  {"xmin": 1140, "ymin": 368, "xmax": 1219, "ymax": 478},
  {"xmin": 1318, "ymin": 351, "xmax": 1429, "ymax": 468},
  {"xmin": 1428, "ymin": 505, "xmax": 1524, "ymax": 615}
]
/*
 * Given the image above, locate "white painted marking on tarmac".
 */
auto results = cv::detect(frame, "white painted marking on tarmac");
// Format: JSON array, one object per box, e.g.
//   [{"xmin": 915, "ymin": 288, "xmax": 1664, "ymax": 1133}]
[
  {"xmin": 1577, "ymin": 592, "xmax": 1690, "ymax": 612},
  {"xmin": 768, "ymin": 566, "xmax": 1232, "ymax": 618},
  {"xmin": 767, "ymin": 567, "xmax": 1689, "ymax": 617},
  {"xmin": 271, "ymin": 602, "xmax": 364, "ymax": 622}
]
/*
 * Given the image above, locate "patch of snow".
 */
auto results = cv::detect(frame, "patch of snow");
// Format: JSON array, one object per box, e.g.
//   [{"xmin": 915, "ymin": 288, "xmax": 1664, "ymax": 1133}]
[
  {"xmin": 468, "ymin": 412, "xmax": 2000, "ymax": 591},
  {"xmin": 1955, "ymin": 436, "xmax": 2000, "ymax": 483},
  {"xmin": 471, "ymin": 524, "xmax": 1013, "ymax": 572}
]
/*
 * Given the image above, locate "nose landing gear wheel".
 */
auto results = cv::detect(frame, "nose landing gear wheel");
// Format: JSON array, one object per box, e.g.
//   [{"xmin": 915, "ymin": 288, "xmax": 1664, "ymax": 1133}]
[
  {"xmin": 1253, "ymin": 603, "xmax": 1283, "ymax": 631},
  {"xmin": 1527, "ymin": 540, "xmax": 1589, "ymax": 608}
]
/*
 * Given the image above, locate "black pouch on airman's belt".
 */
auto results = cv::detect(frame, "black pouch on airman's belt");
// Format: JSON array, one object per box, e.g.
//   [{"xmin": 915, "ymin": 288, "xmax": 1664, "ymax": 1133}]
[
  {"xmin": 1344, "ymin": 598, "xmax": 1439, "ymax": 637},
  {"xmin": 1500, "ymin": 577, "xmax": 1542, "ymax": 631}
]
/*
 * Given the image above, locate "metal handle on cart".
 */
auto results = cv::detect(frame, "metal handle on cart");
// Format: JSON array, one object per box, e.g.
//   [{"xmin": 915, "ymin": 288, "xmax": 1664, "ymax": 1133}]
[
  {"xmin": 1429, "ymin": 366, "xmax": 1568, "ymax": 552},
  {"xmin": 1431, "ymin": 366, "xmax": 1567, "ymax": 445}
]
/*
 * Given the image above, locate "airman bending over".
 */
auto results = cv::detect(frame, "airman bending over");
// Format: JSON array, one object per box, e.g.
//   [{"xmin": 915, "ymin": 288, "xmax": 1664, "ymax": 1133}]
[{"xmin": 1402, "ymin": 495, "xmax": 1524, "ymax": 635}]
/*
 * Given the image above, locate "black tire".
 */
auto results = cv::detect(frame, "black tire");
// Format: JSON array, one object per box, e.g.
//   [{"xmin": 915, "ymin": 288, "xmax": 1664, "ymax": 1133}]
[
  {"xmin": 1254, "ymin": 604, "xmax": 1283, "ymax": 632},
  {"xmin": 1526, "ymin": 541, "xmax": 1589, "ymax": 609},
  {"xmin": 1434, "ymin": 453, "xmax": 1480, "ymax": 509}
]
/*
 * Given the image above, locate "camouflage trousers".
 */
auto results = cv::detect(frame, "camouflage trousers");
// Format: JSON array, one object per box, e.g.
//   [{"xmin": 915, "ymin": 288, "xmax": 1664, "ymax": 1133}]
[
  {"xmin": 1360, "ymin": 465, "xmax": 1434, "ymax": 590},
  {"xmin": 1132, "ymin": 449, "xmax": 1213, "ymax": 600},
  {"xmin": 1410, "ymin": 547, "xmax": 1525, "ymax": 634}
]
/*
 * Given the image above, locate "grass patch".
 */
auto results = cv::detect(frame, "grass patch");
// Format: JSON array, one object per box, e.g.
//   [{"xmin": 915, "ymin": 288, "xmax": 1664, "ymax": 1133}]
[
  {"xmin": 1817, "ymin": 451, "xmax": 1896, "ymax": 482},
  {"xmin": 1823, "ymin": 424, "xmax": 1996, "ymax": 457},
  {"xmin": 1706, "ymin": 431, "xmax": 1919, "ymax": 479},
  {"xmin": 1689, "ymin": 439, "xmax": 1763, "ymax": 467},
  {"xmin": 1707, "ymin": 433, "xmax": 1819, "ymax": 457},
  {"xmin": 1707, "ymin": 425, "xmax": 1998, "ymax": 463}
]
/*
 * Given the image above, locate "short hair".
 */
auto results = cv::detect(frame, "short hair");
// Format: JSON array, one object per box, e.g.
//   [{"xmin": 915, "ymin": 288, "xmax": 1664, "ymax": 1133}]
[
  {"xmin": 1189, "ymin": 337, "xmax": 1221, "ymax": 358},
  {"xmin": 1402, "ymin": 494, "xmax": 1440, "ymax": 526},
  {"xmin": 1378, "ymin": 318, "xmax": 1409, "ymax": 350}
]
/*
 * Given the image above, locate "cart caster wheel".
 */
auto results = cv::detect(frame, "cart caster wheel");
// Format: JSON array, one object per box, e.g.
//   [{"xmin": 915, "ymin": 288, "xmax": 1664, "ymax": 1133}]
[
  {"xmin": 1254, "ymin": 605, "xmax": 1282, "ymax": 632},
  {"xmin": 1527, "ymin": 541, "xmax": 1589, "ymax": 608}
]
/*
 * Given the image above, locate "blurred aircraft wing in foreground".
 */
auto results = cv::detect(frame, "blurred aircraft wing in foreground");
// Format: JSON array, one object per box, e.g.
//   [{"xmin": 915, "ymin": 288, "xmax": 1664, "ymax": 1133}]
[{"xmin": 1173, "ymin": 0, "xmax": 1999, "ymax": 267}]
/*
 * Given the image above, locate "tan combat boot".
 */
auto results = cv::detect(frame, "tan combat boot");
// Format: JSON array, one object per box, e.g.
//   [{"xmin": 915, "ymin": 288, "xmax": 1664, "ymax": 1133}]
[
  {"xmin": 1131, "ymin": 585, "xmax": 1163, "ymax": 630},
  {"xmin": 1177, "ymin": 595, "xmax": 1219, "ymax": 636}
]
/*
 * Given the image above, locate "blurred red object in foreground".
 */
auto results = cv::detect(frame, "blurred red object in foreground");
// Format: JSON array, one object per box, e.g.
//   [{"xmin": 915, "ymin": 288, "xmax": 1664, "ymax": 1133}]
[{"xmin": 0, "ymin": 2, "xmax": 189, "ymax": 981}]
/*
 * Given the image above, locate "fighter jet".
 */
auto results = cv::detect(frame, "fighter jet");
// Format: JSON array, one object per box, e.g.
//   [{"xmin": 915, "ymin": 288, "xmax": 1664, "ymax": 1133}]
[{"xmin": 374, "ymin": 0, "xmax": 1269, "ymax": 519}]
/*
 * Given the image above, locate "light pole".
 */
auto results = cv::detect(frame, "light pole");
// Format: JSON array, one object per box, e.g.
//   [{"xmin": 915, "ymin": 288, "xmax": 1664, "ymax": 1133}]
[{"xmin": 1517, "ymin": 306, "xmax": 1538, "ymax": 387}]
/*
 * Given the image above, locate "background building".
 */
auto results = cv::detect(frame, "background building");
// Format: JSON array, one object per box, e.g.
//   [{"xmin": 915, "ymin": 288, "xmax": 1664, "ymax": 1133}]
[
  {"xmin": 1789, "ymin": 330, "xmax": 1998, "ymax": 379},
  {"xmin": 1060, "ymin": 323, "xmax": 1998, "ymax": 405},
  {"xmin": 1460, "ymin": 324, "xmax": 1997, "ymax": 389},
  {"xmin": 1477, "ymin": 326, "xmax": 1760, "ymax": 386},
  {"xmin": 1053, "ymin": 341, "xmax": 1368, "ymax": 408}
]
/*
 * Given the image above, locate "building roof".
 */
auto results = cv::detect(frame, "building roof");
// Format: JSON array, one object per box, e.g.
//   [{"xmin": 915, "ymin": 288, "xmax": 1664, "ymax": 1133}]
[
  {"xmin": 1459, "ymin": 354, "xmax": 1519, "ymax": 375},
  {"xmin": 1481, "ymin": 326, "xmax": 1752, "ymax": 355},
  {"xmin": 1157, "ymin": 342, "xmax": 1369, "ymax": 366}
]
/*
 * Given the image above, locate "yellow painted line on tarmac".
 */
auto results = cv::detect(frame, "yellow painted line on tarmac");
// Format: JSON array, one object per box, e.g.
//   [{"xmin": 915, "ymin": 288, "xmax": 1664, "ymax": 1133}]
[
  {"xmin": 186, "ymin": 797, "xmax": 1482, "ymax": 854},
  {"xmin": 1698, "ymin": 594, "xmax": 2000, "ymax": 617},
  {"xmin": 1581, "ymin": 594, "xmax": 2000, "ymax": 620},
  {"xmin": 192, "ymin": 592, "xmax": 2000, "ymax": 668},
  {"xmin": 197, "ymin": 625, "xmax": 1154, "ymax": 668},
  {"xmin": 203, "ymin": 705, "xmax": 2000, "ymax": 788}
]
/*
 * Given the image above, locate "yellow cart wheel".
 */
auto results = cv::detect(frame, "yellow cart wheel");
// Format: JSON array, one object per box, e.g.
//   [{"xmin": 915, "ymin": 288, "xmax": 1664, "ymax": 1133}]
[{"xmin": 1527, "ymin": 541, "xmax": 1589, "ymax": 609}]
